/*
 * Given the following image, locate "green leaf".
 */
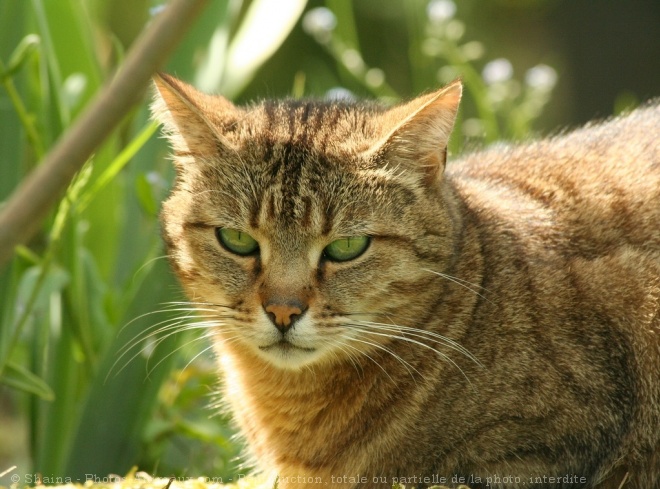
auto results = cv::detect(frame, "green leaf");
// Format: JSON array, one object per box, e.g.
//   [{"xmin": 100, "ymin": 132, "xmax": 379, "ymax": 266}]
[
  {"xmin": 2, "ymin": 33, "xmax": 40, "ymax": 79},
  {"xmin": 135, "ymin": 173, "xmax": 159, "ymax": 217},
  {"xmin": 77, "ymin": 122, "xmax": 159, "ymax": 214},
  {"xmin": 0, "ymin": 264, "xmax": 70, "ymax": 376},
  {"xmin": 15, "ymin": 265, "xmax": 70, "ymax": 324},
  {"xmin": 193, "ymin": 0, "xmax": 241, "ymax": 93},
  {"xmin": 12, "ymin": 263, "xmax": 67, "ymax": 313},
  {"xmin": 221, "ymin": 0, "xmax": 308, "ymax": 97},
  {"xmin": 63, "ymin": 257, "xmax": 181, "ymax": 479},
  {"xmin": 0, "ymin": 360, "xmax": 55, "ymax": 401}
]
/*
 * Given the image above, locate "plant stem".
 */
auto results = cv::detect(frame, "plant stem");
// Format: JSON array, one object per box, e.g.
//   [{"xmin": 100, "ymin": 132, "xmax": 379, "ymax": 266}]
[{"xmin": 0, "ymin": 58, "xmax": 46, "ymax": 159}]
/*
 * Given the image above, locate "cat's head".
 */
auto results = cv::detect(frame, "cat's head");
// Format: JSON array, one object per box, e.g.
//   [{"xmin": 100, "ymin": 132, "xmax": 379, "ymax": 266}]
[{"xmin": 151, "ymin": 74, "xmax": 461, "ymax": 370}]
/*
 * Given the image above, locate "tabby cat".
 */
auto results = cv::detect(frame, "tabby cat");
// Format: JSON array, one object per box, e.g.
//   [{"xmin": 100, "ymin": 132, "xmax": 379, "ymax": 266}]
[{"xmin": 151, "ymin": 73, "xmax": 660, "ymax": 489}]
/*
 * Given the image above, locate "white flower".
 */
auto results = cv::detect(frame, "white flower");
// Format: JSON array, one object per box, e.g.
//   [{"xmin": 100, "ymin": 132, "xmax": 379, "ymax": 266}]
[
  {"xmin": 482, "ymin": 58, "xmax": 513, "ymax": 85},
  {"xmin": 62, "ymin": 73, "xmax": 87, "ymax": 110},
  {"xmin": 365, "ymin": 68, "xmax": 385, "ymax": 88},
  {"xmin": 427, "ymin": 0, "xmax": 456, "ymax": 23},
  {"xmin": 302, "ymin": 7, "xmax": 337, "ymax": 43},
  {"xmin": 525, "ymin": 64, "xmax": 558, "ymax": 91},
  {"xmin": 461, "ymin": 41, "xmax": 484, "ymax": 61},
  {"xmin": 341, "ymin": 49, "xmax": 365, "ymax": 74}
]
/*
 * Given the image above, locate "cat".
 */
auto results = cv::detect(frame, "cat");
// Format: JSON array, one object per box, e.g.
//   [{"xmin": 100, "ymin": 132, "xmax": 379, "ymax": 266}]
[{"xmin": 150, "ymin": 72, "xmax": 660, "ymax": 489}]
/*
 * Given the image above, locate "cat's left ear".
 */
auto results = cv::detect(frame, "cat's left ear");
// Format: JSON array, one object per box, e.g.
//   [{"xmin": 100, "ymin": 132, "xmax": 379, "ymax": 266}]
[
  {"xmin": 151, "ymin": 73, "xmax": 241, "ymax": 158},
  {"xmin": 366, "ymin": 80, "xmax": 462, "ymax": 185}
]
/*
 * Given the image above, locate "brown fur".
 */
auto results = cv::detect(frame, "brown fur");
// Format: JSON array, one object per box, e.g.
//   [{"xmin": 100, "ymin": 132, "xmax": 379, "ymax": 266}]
[{"xmin": 151, "ymin": 72, "xmax": 660, "ymax": 489}]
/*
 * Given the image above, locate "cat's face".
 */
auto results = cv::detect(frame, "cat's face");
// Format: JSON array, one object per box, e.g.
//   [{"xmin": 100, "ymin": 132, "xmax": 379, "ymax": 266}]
[{"xmin": 152, "ymin": 74, "xmax": 461, "ymax": 369}]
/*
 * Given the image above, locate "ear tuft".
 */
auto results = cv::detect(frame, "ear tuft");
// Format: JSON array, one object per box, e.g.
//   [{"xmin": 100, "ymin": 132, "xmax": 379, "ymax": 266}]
[
  {"xmin": 151, "ymin": 73, "xmax": 240, "ymax": 158},
  {"xmin": 366, "ymin": 80, "xmax": 462, "ymax": 184}
]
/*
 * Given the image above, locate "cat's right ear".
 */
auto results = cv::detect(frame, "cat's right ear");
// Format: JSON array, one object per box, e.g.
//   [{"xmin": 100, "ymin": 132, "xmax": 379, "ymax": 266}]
[
  {"xmin": 365, "ymin": 80, "xmax": 462, "ymax": 186},
  {"xmin": 151, "ymin": 73, "xmax": 240, "ymax": 158}
]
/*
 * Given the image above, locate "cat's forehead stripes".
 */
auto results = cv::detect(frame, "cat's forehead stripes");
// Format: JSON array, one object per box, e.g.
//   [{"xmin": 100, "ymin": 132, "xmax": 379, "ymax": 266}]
[
  {"xmin": 262, "ymin": 101, "xmax": 324, "ymax": 147},
  {"xmin": 255, "ymin": 99, "xmax": 380, "ymax": 156},
  {"xmin": 252, "ymin": 142, "xmax": 335, "ymax": 235},
  {"xmin": 245, "ymin": 100, "xmax": 372, "ymax": 234}
]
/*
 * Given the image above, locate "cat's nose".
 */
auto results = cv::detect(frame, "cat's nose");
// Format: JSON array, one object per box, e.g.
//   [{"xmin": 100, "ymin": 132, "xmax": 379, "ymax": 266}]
[{"xmin": 263, "ymin": 300, "xmax": 307, "ymax": 333}]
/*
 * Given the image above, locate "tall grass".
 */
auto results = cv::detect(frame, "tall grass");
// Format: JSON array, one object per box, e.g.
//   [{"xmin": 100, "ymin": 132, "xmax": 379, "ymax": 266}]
[{"xmin": 0, "ymin": 0, "xmax": 555, "ymax": 481}]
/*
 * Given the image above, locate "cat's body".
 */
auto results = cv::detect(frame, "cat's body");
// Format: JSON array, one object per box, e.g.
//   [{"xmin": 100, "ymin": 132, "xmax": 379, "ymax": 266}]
[{"xmin": 152, "ymin": 73, "xmax": 660, "ymax": 489}]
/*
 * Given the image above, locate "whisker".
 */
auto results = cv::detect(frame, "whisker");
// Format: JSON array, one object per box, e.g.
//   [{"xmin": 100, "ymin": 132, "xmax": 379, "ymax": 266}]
[
  {"xmin": 116, "ymin": 301, "xmax": 236, "ymax": 352},
  {"xmin": 106, "ymin": 302, "xmax": 237, "ymax": 380},
  {"xmin": 145, "ymin": 332, "xmax": 224, "ymax": 380},
  {"xmin": 141, "ymin": 320, "xmax": 245, "ymax": 379},
  {"xmin": 118, "ymin": 312, "xmax": 210, "ymax": 350},
  {"xmin": 355, "ymin": 319, "xmax": 482, "ymax": 368},
  {"xmin": 348, "ymin": 324, "xmax": 474, "ymax": 388},
  {"xmin": 321, "ymin": 336, "xmax": 364, "ymax": 378},
  {"xmin": 132, "ymin": 254, "xmax": 170, "ymax": 279},
  {"xmin": 115, "ymin": 313, "xmax": 227, "ymax": 363},
  {"xmin": 339, "ymin": 333, "xmax": 422, "ymax": 383},
  {"xmin": 116, "ymin": 303, "xmax": 223, "ymax": 336},
  {"xmin": 108, "ymin": 316, "xmax": 233, "ymax": 381},
  {"xmin": 337, "ymin": 335, "xmax": 397, "ymax": 383},
  {"xmin": 339, "ymin": 311, "xmax": 481, "ymax": 367},
  {"xmin": 422, "ymin": 268, "xmax": 494, "ymax": 305}
]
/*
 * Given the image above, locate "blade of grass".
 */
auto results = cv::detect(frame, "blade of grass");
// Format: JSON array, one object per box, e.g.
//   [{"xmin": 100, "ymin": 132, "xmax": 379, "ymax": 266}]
[
  {"xmin": 0, "ymin": 173, "xmax": 80, "ymax": 387},
  {"xmin": 0, "ymin": 360, "xmax": 55, "ymax": 401},
  {"xmin": 221, "ymin": 0, "xmax": 308, "ymax": 97},
  {"xmin": 0, "ymin": 159, "xmax": 88, "ymax": 387},
  {"xmin": 0, "ymin": 51, "xmax": 45, "ymax": 159},
  {"xmin": 194, "ymin": 0, "xmax": 242, "ymax": 93},
  {"xmin": 30, "ymin": 0, "xmax": 69, "ymax": 127},
  {"xmin": 77, "ymin": 121, "xmax": 159, "ymax": 213},
  {"xmin": 34, "ymin": 308, "xmax": 82, "ymax": 477},
  {"xmin": 64, "ymin": 258, "xmax": 181, "ymax": 478}
]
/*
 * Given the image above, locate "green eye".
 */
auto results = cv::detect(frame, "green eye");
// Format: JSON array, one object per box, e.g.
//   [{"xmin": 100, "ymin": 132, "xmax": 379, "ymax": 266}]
[
  {"xmin": 216, "ymin": 228, "xmax": 259, "ymax": 256},
  {"xmin": 323, "ymin": 236, "xmax": 370, "ymax": 262}
]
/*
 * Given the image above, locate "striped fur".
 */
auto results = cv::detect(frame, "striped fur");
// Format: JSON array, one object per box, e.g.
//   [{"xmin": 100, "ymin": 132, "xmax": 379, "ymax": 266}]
[{"xmin": 152, "ymin": 73, "xmax": 660, "ymax": 488}]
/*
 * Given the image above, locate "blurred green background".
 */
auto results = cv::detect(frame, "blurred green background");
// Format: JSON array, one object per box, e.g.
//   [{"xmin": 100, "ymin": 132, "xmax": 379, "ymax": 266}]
[{"xmin": 0, "ymin": 0, "xmax": 658, "ymax": 484}]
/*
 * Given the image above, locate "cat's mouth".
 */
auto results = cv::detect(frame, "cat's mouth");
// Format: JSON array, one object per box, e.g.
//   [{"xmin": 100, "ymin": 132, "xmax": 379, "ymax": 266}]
[{"xmin": 259, "ymin": 339, "xmax": 316, "ymax": 354}]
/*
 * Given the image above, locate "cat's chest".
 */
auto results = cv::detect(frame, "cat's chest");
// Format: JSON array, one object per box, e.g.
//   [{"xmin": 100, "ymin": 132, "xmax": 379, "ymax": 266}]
[{"xmin": 221, "ymin": 348, "xmax": 430, "ymax": 469}]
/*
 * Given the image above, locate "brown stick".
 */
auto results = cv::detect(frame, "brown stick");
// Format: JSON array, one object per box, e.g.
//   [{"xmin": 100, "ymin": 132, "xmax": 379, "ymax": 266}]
[{"xmin": 0, "ymin": 0, "xmax": 208, "ymax": 268}]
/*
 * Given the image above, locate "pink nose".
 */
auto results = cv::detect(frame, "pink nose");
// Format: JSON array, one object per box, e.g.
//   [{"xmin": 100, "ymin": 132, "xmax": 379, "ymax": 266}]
[{"xmin": 264, "ymin": 302, "xmax": 305, "ymax": 333}]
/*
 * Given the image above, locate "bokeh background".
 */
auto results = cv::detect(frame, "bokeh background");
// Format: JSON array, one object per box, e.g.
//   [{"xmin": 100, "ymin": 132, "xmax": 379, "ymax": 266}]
[{"xmin": 1, "ymin": 0, "xmax": 658, "ymax": 485}]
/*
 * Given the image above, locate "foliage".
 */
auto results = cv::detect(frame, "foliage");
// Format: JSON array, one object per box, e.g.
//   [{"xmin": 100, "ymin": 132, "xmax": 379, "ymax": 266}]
[{"xmin": 0, "ymin": 0, "xmax": 556, "ymax": 481}]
